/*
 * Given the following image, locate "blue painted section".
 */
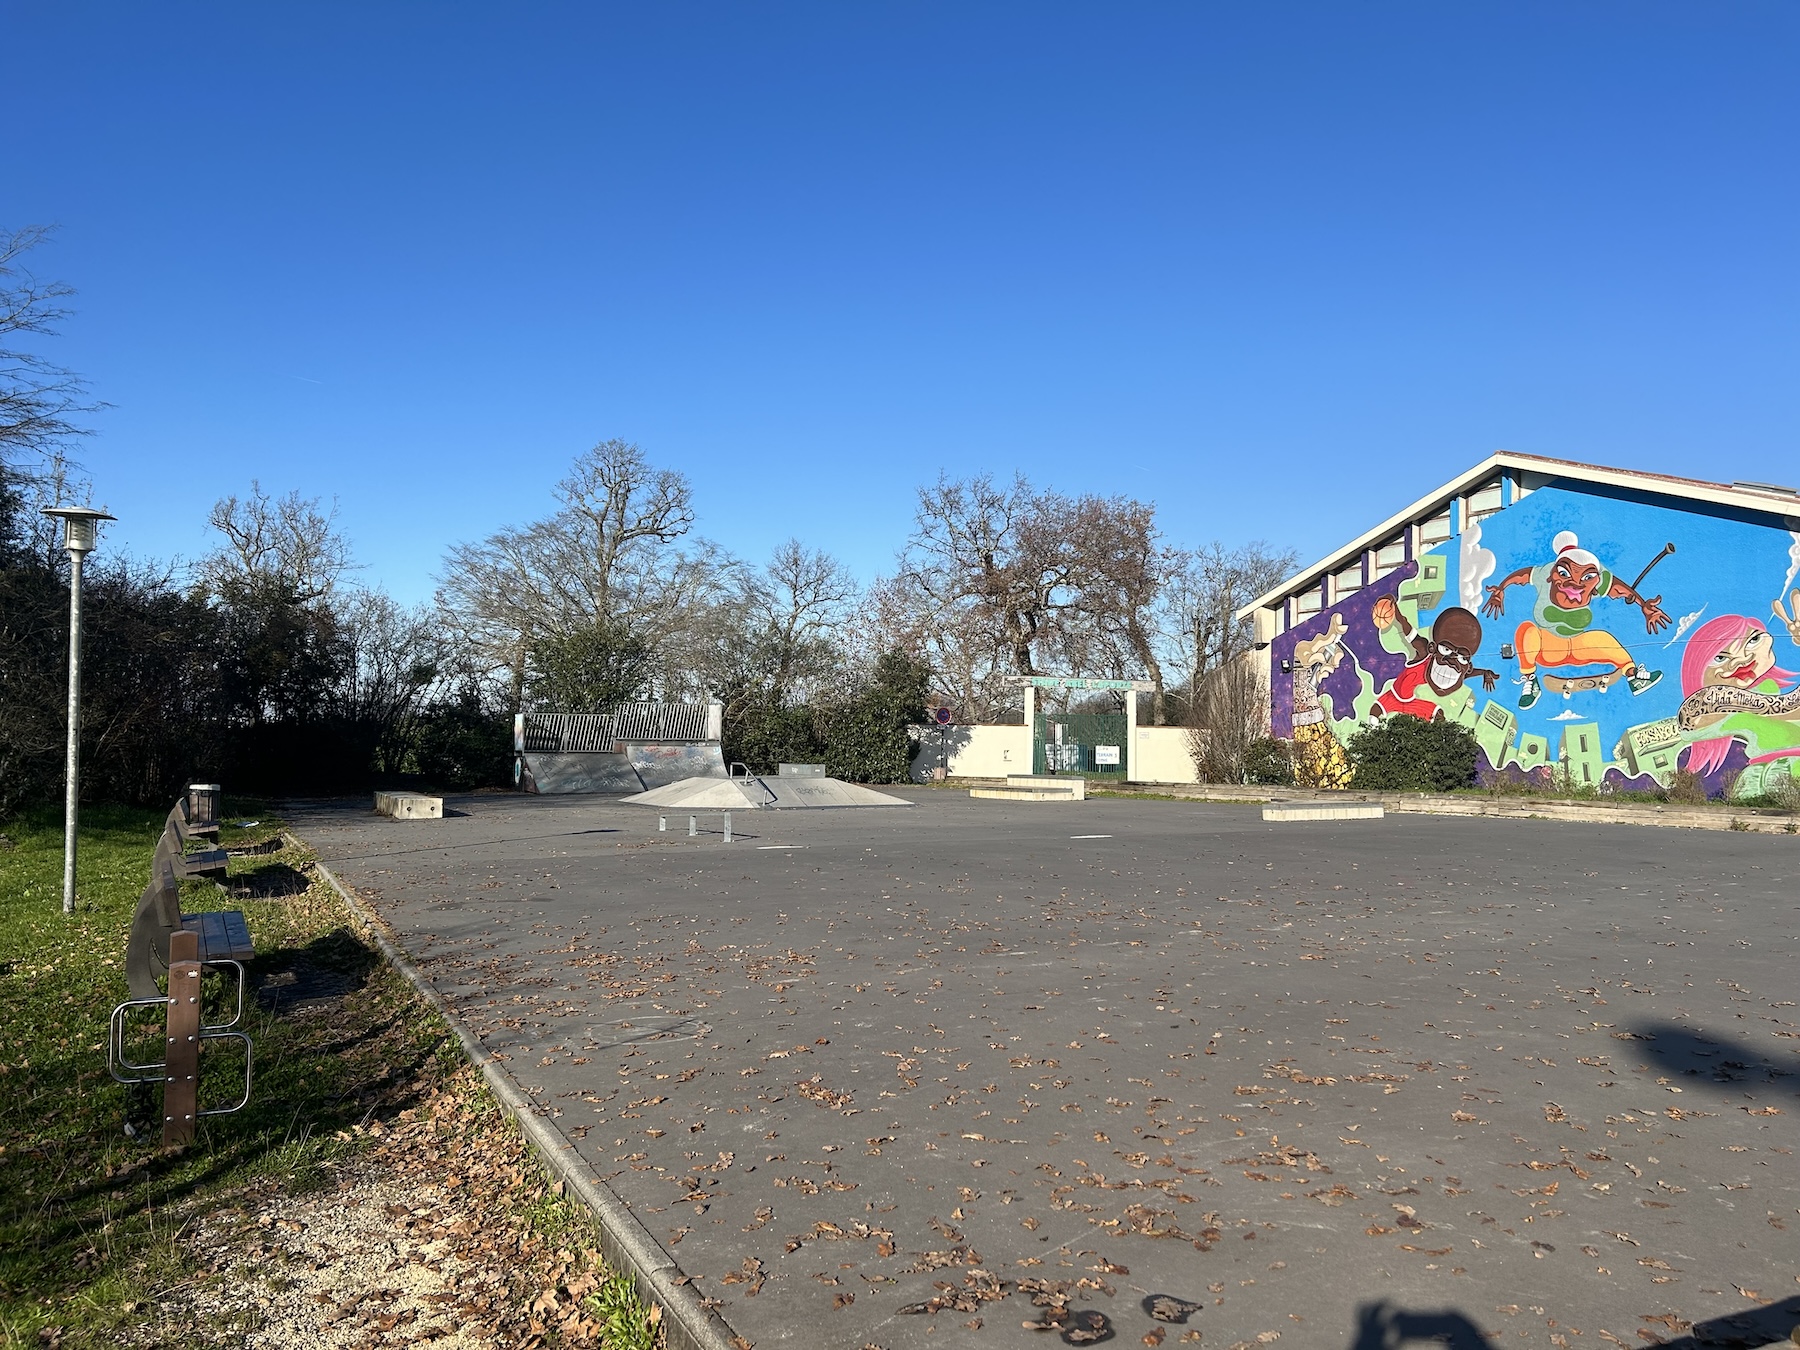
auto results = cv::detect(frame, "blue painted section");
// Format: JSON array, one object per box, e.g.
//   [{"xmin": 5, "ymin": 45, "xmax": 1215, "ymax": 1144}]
[{"xmin": 1270, "ymin": 478, "xmax": 1800, "ymax": 799}]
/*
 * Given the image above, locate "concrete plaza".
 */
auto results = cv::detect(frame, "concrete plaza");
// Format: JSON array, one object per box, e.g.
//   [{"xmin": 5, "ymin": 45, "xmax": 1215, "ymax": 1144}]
[{"xmin": 289, "ymin": 791, "xmax": 1798, "ymax": 1349}]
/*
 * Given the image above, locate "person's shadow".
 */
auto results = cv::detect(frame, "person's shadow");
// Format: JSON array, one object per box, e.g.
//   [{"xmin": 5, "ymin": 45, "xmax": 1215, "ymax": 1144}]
[
  {"xmin": 1349, "ymin": 1302, "xmax": 1487, "ymax": 1349},
  {"xmin": 1348, "ymin": 1297, "xmax": 1800, "ymax": 1348}
]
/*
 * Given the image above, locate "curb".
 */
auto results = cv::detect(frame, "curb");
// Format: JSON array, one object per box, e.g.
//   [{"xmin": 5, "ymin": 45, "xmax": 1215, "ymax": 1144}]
[
  {"xmin": 298, "ymin": 838, "xmax": 740, "ymax": 1350},
  {"xmin": 1081, "ymin": 782, "xmax": 1800, "ymax": 836}
]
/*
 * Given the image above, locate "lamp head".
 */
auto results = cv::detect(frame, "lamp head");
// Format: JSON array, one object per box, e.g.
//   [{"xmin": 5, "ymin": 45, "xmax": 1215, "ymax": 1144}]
[{"xmin": 40, "ymin": 505, "xmax": 115, "ymax": 556}]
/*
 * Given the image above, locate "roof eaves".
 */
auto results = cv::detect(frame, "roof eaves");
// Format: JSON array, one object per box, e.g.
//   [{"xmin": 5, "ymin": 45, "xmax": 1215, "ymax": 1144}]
[{"xmin": 1235, "ymin": 451, "xmax": 1800, "ymax": 622}]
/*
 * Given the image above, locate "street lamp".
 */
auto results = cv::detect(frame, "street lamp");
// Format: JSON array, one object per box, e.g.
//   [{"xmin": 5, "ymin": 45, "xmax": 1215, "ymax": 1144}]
[{"xmin": 41, "ymin": 504, "xmax": 114, "ymax": 915}]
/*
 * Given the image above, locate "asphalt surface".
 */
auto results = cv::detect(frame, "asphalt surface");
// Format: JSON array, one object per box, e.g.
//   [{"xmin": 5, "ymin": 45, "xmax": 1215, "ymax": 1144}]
[{"xmin": 287, "ymin": 790, "xmax": 1800, "ymax": 1350}]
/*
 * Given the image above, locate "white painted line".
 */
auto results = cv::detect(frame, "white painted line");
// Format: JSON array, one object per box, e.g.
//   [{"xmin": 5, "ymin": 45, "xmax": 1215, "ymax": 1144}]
[
  {"xmin": 757, "ymin": 844, "xmax": 805, "ymax": 850},
  {"xmin": 1069, "ymin": 834, "xmax": 1114, "ymax": 839}
]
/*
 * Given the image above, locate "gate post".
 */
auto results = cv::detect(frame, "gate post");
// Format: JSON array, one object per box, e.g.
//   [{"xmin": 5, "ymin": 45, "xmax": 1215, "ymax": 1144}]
[
  {"xmin": 162, "ymin": 928, "xmax": 201, "ymax": 1146},
  {"xmin": 1125, "ymin": 686, "xmax": 1139, "ymax": 784}
]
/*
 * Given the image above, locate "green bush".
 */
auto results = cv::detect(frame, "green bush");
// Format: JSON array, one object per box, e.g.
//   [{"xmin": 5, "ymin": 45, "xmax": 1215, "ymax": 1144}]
[
  {"xmin": 818, "ymin": 651, "xmax": 929, "ymax": 783},
  {"xmin": 1348, "ymin": 715, "xmax": 1480, "ymax": 792},
  {"xmin": 1243, "ymin": 737, "xmax": 1295, "ymax": 785},
  {"xmin": 724, "ymin": 701, "xmax": 824, "ymax": 775}
]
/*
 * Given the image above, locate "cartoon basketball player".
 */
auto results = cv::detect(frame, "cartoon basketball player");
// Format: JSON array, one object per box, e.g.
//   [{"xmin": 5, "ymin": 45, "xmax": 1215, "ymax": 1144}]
[
  {"xmin": 1289, "ymin": 613, "xmax": 1355, "ymax": 788},
  {"xmin": 1369, "ymin": 600, "xmax": 1499, "ymax": 719},
  {"xmin": 1480, "ymin": 531, "xmax": 1669, "ymax": 709}
]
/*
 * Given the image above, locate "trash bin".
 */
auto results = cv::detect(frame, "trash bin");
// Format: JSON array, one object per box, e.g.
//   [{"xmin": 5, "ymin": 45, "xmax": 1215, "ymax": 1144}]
[{"xmin": 187, "ymin": 783, "xmax": 222, "ymax": 827}]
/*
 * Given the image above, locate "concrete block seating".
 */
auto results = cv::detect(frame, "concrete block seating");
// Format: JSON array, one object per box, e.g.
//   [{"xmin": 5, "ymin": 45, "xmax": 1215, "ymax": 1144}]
[
  {"xmin": 970, "ymin": 774, "xmax": 1087, "ymax": 802},
  {"xmin": 1262, "ymin": 803, "xmax": 1385, "ymax": 822},
  {"xmin": 375, "ymin": 790, "xmax": 443, "ymax": 820}
]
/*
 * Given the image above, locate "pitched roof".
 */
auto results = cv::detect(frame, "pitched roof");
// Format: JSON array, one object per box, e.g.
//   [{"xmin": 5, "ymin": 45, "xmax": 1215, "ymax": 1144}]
[{"xmin": 1237, "ymin": 451, "xmax": 1800, "ymax": 619}]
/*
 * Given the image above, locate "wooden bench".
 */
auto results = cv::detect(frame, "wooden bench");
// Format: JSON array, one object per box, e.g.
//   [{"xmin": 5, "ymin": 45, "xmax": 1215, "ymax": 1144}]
[
  {"xmin": 126, "ymin": 854, "xmax": 254, "ymax": 1000},
  {"xmin": 178, "ymin": 794, "xmax": 220, "ymax": 842},
  {"xmin": 154, "ymin": 801, "xmax": 229, "ymax": 881}
]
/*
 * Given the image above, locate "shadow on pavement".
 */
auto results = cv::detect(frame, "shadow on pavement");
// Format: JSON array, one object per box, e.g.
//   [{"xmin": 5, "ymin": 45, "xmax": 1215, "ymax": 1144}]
[
  {"xmin": 1626, "ymin": 1020, "xmax": 1797, "ymax": 1096},
  {"xmin": 1348, "ymin": 1301, "xmax": 1487, "ymax": 1348},
  {"xmin": 1652, "ymin": 1295, "xmax": 1800, "ymax": 1348},
  {"xmin": 1346, "ymin": 1297, "xmax": 1800, "ymax": 1348}
]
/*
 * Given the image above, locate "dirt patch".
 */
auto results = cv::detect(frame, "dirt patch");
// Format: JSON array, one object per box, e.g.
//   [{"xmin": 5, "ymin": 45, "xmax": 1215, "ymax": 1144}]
[{"xmin": 140, "ymin": 1070, "xmax": 613, "ymax": 1349}]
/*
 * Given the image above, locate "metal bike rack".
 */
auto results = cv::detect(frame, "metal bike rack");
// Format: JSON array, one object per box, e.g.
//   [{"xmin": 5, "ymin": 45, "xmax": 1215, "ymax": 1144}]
[{"xmin": 107, "ymin": 956, "xmax": 254, "ymax": 1121}]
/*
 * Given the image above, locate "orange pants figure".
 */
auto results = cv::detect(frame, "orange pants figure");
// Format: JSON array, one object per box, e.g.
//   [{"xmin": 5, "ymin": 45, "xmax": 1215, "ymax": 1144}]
[{"xmin": 1514, "ymin": 622, "xmax": 1632, "ymax": 675}]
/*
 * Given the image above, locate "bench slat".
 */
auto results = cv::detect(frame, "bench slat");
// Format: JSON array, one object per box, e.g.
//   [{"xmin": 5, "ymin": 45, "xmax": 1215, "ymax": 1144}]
[
  {"xmin": 220, "ymin": 911, "xmax": 254, "ymax": 960},
  {"xmin": 181, "ymin": 910, "xmax": 253, "ymax": 963}
]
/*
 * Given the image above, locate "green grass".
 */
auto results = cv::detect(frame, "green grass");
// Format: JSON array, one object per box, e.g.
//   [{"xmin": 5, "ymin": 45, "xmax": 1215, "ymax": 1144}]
[{"xmin": 0, "ymin": 802, "xmax": 662, "ymax": 1349}]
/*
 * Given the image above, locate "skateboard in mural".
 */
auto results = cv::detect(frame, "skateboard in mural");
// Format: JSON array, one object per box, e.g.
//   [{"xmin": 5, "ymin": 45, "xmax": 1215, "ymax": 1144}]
[
  {"xmin": 1541, "ymin": 669, "xmax": 1624, "ymax": 697},
  {"xmin": 1483, "ymin": 535, "xmax": 1673, "ymax": 709}
]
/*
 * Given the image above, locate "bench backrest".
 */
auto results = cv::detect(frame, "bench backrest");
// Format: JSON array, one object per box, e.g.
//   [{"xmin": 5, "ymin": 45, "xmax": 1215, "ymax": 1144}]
[{"xmin": 125, "ymin": 857, "xmax": 185, "ymax": 1000}]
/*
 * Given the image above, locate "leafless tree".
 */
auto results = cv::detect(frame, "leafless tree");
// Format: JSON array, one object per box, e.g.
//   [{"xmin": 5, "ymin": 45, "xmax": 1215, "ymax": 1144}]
[
  {"xmin": 1186, "ymin": 654, "xmax": 1268, "ymax": 782},
  {"xmin": 0, "ymin": 226, "xmax": 100, "ymax": 487},
  {"xmin": 436, "ymin": 439, "xmax": 721, "ymax": 707},
  {"xmin": 1162, "ymin": 540, "xmax": 1297, "ymax": 700},
  {"xmin": 747, "ymin": 540, "xmax": 858, "ymax": 702},
  {"xmin": 553, "ymin": 439, "xmax": 696, "ymax": 616},
  {"xmin": 1068, "ymin": 497, "xmax": 1177, "ymax": 723},
  {"xmin": 900, "ymin": 474, "xmax": 1085, "ymax": 679},
  {"xmin": 200, "ymin": 482, "xmax": 357, "ymax": 602}
]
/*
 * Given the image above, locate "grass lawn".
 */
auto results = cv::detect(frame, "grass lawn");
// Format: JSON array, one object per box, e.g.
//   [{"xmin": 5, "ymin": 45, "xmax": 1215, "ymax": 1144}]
[{"xmin": 0, "ymin": 803, "xmax": 659, "ymax": 1349}]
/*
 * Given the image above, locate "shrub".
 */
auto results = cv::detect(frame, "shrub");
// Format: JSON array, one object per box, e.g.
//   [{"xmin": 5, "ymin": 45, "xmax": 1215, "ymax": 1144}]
[
  {"xmin": 818, "ymin": 651, "xmax": 929, "ymax": 783},
  {"xmin": 1663, "ymin": 768, "xmax": 1709, "ymax": 805},
  {"xmin": 1242, "ymin": 738, "xmax": 1294, "ymax": 786},
  {"xmin": 724, "ymin": 701, "xmax": 824, "ymax": 776},
  {"xmin": 1347, "ymin": 715, "xmax": 1480, "ymax": 792}
]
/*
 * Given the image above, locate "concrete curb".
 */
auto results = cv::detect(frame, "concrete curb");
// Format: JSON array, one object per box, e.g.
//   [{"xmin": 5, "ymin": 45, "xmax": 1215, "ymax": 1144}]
[
  {"xmin": 1078, "ymin": 782, "xmax": 1800, "ymax": 836},
  {"xmin": 297, "ymin": 838, "xmax": 740, "ymax": 1350}
]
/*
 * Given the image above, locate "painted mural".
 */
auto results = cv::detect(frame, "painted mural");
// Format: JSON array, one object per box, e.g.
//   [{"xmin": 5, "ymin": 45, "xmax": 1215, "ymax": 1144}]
[{"xmin": 1269, "ymin": 481, "xmax": 1800, "ymax": 801}]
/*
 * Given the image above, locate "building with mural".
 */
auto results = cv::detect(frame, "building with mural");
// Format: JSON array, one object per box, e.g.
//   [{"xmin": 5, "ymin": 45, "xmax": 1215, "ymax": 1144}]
[{"xmin": 1235, "ymin": 453, "xmax": 1800, "ymax": 801}]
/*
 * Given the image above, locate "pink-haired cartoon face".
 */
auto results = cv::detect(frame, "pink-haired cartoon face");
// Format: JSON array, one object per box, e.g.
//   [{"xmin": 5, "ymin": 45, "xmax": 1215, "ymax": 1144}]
[{"xmin": 1699, "ymin": 624, "xmax": 1776, "ymax": 690}]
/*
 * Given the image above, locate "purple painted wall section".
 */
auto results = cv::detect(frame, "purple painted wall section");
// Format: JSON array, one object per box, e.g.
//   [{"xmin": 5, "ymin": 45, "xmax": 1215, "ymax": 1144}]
[{"xmin": 1270, "ymin": 560, "xmax": 1418, "ymax": 738}]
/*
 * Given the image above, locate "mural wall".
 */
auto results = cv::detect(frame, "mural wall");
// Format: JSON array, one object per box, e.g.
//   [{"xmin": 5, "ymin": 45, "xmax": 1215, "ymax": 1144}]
[{"xmin": 1270, "ymin": 482, "xmax": 1800, "ymax": 800}]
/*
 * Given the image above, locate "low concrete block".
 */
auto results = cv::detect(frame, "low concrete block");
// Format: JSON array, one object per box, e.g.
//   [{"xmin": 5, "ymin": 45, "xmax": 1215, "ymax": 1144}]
[
  {"xmin": 1262, "ymin": 804, "xmax": 1384, "ymax": 822},
  {"xmin": 1006, "ymin": 775, "xmax": 1086, "ymax": 800},
  {"xmin": 375, "ymin": 791, "xmax": 444, "ymax": 820},
  {"xmin": 970, "ymin": 775, "xmax": 1087, "ymax": 803}
]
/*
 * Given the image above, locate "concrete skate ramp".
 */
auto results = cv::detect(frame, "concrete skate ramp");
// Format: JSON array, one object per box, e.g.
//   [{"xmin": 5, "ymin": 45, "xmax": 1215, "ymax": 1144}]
[
  {"xmin": 626, "ymin": 742, "xmax": 729, "ymax": 789},
  {"xmin": 518, "ymin": 752, "xmax": 646, "ymax": 795},
  {"xmin": 624, "ymin": 774, "xmax": 912, "ymax": 810}
]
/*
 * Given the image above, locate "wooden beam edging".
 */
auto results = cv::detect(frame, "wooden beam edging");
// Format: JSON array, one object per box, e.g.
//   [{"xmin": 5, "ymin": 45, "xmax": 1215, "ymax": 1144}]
[{"xmin": 294, "ymin": 836, "xmax": 740, "ymax": 1350}]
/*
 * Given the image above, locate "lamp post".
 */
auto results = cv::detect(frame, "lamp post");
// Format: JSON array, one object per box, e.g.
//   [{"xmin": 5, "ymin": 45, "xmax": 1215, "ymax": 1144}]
[{"xmin": 41, "ymin": 505, "xmax": 114, "ymax": 915}]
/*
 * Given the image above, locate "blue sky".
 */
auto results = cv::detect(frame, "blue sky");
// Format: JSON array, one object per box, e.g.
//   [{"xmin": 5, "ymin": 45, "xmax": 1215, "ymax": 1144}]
[{"xmin": 8, "ymin": 3, "xmax": 1797, "ymax": 603}]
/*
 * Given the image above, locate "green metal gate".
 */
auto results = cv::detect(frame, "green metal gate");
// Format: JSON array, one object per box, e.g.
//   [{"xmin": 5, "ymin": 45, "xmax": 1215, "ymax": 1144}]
[{"xmin": 1033, "ymin": 712, "xmax": 1128, "ymax": 780}]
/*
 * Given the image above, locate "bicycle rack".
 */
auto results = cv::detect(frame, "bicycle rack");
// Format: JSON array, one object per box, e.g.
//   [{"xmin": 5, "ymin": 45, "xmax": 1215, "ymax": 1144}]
[{"xmin": 108, "ymin": 957, "xmax": 254, "ymax": 1119}]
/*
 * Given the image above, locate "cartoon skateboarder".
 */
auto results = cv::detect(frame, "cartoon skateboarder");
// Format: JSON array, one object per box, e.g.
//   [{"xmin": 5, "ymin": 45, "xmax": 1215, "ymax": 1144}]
[
  {"xmin": 1480, "ymin": 531, "xmax": 1669, "ymax": 709},
  {"xmin": 1369, "ymin": 600, "xmax": 1499, "ymax": 719}
]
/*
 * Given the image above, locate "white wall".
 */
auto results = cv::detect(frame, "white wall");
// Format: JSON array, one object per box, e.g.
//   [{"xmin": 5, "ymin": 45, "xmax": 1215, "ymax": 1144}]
[
  {"xmin": 911, "ymin": 723, "xmax": 1197, "ymax": 784},
  {"xmin": 1133, "ymin": 726, "xmax": 1199, "ymax": 784},
  {"xmin": 910, "ymin": 724, "xmax": 1031, "ymax": 781}
]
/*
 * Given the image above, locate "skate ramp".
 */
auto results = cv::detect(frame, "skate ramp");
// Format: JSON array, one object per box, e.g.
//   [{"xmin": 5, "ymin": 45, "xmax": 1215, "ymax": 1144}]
[
  {"xmin": 624, "ymin": 774, "xmax": 911, "ymax": 810},
  {"xmin": 518, "ymin": 751, "xmax": 646, "ymax": 795},
  {"xmin": 626, "ymin": 742, "xmax": 729, "ymax": 789}
]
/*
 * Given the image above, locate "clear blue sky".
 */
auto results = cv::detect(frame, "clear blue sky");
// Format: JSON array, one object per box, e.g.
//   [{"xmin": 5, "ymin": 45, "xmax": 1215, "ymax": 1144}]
[{"xmin": 9, "ymin": 3, "xmax": 1797, "ymax": 603}]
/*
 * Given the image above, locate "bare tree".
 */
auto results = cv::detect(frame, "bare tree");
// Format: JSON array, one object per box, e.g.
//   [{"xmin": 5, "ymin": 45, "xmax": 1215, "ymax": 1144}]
[
  {"xmin": 435, "ymin": 439, "xmax": 719, "ymax": 707},
  {"xmin": 554, "ymin": 439, "xmax": 696, "ymax": 616},
  {"xmin": 900, "ymin": 475, "xmax": 1085, "ymax": 679},
  {"xmin": 200, "ymin": 482, "xmax": 356, "ymax": 602},
  {"xmin": 1162, "ymin": 540, "xmax": 1297, "ymax": 700},
  {"xmin": 749, "ymin": 540, "xmax": 858, "ymax": 703},
  {"xmin": 1069, "ymin": 496, "xmax": 1176, "ymax": 723},
  {"xmin": 1186, "ymin": 654, "xmax": 1268, "ymax": 783},
  {"xmin": 0, "ymin": 227, "xmax": 99, "ymax": 480}
]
